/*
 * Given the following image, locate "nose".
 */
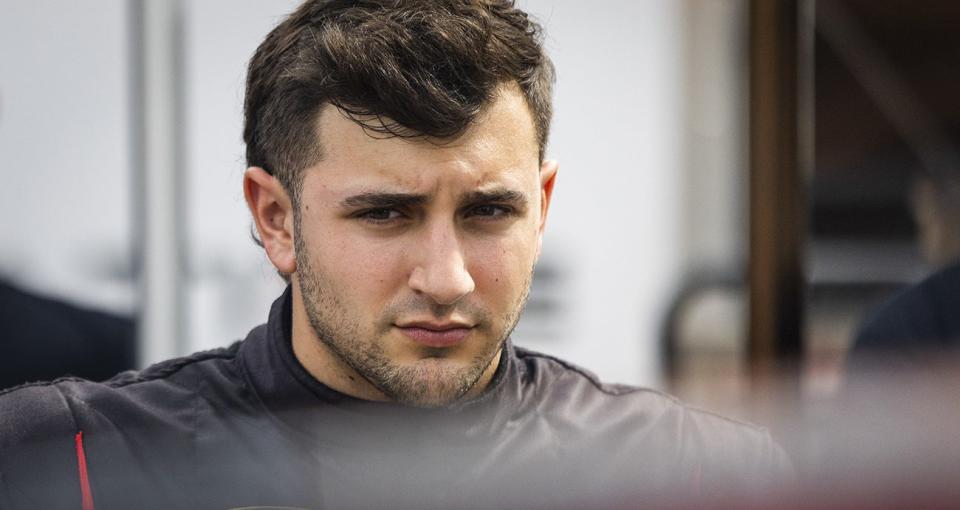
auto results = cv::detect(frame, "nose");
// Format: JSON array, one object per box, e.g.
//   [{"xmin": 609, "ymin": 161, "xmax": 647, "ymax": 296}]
[{"xmin": 407, "ymin": 219, "xmax": 475, "ymax": 306}]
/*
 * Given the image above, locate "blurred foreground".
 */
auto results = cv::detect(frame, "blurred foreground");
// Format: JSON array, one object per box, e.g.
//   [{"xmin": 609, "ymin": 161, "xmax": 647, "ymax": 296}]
[{"xmin": 668, "ymin": 352, "xmax": 960, "ymax": 508}]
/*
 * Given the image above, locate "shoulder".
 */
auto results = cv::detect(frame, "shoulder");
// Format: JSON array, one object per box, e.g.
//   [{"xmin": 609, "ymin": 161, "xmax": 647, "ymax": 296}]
[
  {"xmin": 516, "ymin": 345, "xmax": 701, "ymax": 418},
  {"xmin": 854, "ymin": 282, "xmax": 936, "ymax": 350},
  {"xmin": 513, "ymin": 346, "xmax": 792, "ymax": 489},
  {"xmin": 516, "ymin": 347, "xmax": 768, "ymax": 429},
  {"xmin": 0, "ymin": 379, "xmax": 86, "ymax": 508},
  {"xmin": 0, "ymin": 343, "xmax": 246, "ymax": 507},
  {"xmin": 855, "ymin": 263, "xmax": 960, "ymax": 351},
  {"xmin": 101, "ymin": 341, "xmax": 242, "ymax": 395},
  {"xmin": 0, "ymin": 342, "xmax": 242, "ymax": 437},
  {"xmin": 0, "ymin": 378, "xmax": 80, "ymax": 449}
]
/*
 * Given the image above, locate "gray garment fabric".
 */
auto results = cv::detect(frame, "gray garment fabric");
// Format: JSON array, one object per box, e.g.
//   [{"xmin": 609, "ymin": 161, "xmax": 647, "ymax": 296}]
[{"xmin": 0, "ymin": 287, "xmax": 792, "ymax": 509}]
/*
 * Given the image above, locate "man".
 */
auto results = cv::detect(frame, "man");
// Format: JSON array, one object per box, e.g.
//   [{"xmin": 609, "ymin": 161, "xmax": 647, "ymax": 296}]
[{"xmin": 0, "ymin": 1, "xmax": 790, "ymax": 508}]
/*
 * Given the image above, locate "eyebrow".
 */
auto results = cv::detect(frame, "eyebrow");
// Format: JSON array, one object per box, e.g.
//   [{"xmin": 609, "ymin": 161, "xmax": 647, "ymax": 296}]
[
  {"xmin": 339, "ymin": 192, "xmax": 429, "ymax": 209},
  {"xmin": 338, "ymin": 187, "xmax": 528, "ymax": 209},
  {"xmin": 461, "ymin": 188, "xmax": 528, "ymax": 208}
]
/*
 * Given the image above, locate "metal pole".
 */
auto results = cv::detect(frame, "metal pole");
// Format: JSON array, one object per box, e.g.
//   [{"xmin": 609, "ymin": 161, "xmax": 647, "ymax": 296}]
[{"xmin": 131, "ymin": 0, "xmax": 187, "ymax": 367}]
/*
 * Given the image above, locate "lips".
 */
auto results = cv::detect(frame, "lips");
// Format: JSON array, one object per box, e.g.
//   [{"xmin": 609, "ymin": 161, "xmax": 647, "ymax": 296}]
[{"xmin": 395, "ymin": 322, "xmax": 473, "ymax": 348}]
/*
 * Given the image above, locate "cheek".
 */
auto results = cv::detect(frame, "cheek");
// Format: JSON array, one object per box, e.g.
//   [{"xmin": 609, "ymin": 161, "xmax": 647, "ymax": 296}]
[
  {"xmin": 305, "ymin": 226, "xmax": 410, "ymax": 307},
  {"xmin": 467, "ymin": 233, "xmax": 537, "ymax": 298}
]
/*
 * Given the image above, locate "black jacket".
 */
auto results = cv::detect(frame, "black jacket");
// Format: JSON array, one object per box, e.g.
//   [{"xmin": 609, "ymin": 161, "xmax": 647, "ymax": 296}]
[
  {"xmin": 853, "ymin": 261, "xmax": 960, "ymax": 354},
  {"xmin": 0, "ymin": 288, "xmax": 790, "ymax": 509}
]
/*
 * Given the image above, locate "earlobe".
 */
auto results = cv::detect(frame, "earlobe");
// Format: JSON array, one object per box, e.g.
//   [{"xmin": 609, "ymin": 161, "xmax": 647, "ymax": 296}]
[{"xmin": 243, "ymin": 167, "xmax": 297, "ymax": 274}]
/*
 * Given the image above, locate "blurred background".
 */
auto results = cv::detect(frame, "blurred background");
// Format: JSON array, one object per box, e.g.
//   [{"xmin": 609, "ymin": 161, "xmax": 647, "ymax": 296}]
[{"xmin": 3, "ymin": 0, "xmax": 960, "ymax": 499}]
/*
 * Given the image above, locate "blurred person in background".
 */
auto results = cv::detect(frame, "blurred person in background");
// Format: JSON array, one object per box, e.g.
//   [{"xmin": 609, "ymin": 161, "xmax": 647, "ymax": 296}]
[
  {"xmin": 828, "ymin": 130, "xmax": 960, "ymax": 507},
  {"xmin": 0, "ymin": 279, "xmax": 135, "ymax": 390},
  {"xmin": 0, "ymin": 1, "xmax": 790, "ymax": 508},
  {"xmin": 851, "ymin": 147, "xmax": 960, "ymax": 359}
]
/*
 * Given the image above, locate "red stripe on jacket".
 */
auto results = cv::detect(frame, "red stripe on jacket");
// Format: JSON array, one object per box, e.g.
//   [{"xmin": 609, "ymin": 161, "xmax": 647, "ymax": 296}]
[{"xmin": 74, "ymin": 431, "xmax": 95, "ymax": 510}]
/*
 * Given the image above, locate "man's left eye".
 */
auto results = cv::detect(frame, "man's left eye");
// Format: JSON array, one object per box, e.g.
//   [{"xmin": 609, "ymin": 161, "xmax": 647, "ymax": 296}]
[{"xmin": 467, "ymin": 205, "xmax": 511, "ymax": 218}]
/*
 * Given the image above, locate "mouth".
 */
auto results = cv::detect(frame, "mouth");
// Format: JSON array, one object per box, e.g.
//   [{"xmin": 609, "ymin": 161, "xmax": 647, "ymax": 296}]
[{"xmin": 394, "ymin": 321, "xmax": 474, "ymax": 348}]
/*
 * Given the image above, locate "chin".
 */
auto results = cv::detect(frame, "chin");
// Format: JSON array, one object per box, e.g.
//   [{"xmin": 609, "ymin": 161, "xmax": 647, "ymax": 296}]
[{"xmin": 383, "ymin": 358, "xmax": 485, "ymax": 408}]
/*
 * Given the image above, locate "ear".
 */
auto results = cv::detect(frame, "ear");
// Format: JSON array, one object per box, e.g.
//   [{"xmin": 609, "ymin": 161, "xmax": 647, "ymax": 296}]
[
  {"xmin": 535, "ymin": 159, "xmax": 559, "ymax": 259},
  {"xmin": 243, "ymin": 167, "xmax": 297, "ymax": 274}
]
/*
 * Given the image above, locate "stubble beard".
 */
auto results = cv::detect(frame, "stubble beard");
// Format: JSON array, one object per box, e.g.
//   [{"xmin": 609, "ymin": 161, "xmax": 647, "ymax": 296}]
[{"xmin": 294, "ymin": 223, "xmax": 532, "ymax": 408}]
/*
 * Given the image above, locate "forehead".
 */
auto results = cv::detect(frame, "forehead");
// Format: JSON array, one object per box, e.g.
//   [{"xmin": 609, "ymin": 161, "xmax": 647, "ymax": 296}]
[{"xmin": 307, "ymin": 85, "xmax": 540, "ymax": 191}]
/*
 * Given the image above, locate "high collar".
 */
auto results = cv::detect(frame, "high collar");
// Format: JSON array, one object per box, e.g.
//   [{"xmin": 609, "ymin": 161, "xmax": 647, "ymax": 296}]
[{"xmin": 236, "ymin": 286, "xmax": 525, "ymax": 445}]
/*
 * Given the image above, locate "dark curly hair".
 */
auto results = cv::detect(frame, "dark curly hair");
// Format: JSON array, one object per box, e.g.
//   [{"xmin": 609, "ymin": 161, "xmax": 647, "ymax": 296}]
[{"xmin": 243, "ymin": 0, "xmax": 555, "ymax": 204}]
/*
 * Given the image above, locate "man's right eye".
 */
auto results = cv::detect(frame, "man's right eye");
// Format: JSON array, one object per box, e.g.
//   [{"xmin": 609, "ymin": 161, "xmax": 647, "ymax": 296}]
[{"xmin": 356, "ymin": 208, "xmax": 404, "ymax": 224}]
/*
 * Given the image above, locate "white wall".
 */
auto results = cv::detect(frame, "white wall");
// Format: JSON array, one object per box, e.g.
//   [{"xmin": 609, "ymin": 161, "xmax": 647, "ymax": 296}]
[
  {"xmin": 518, "ymin": 0, "xmax": 685, "ymax": 386},
  {"xmin": 0, "ymin": 0, "xmax": 134, "ymax": 313},
  {"xmin": 182, "ymin": 1, "xmax": 298, "ymax": 352}
]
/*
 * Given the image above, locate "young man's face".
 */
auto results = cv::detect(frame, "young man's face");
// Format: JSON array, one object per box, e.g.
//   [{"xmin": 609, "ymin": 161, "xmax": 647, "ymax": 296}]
[{"xmin": 286, "ymin": 85, "xmax": 557, "ymax": 407}]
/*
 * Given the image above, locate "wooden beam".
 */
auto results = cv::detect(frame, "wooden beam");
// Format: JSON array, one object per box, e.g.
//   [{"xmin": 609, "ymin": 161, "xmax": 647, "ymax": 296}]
[{"xmin": 748, "ymin": 0, "xmax": 808, "ymax": 375}]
